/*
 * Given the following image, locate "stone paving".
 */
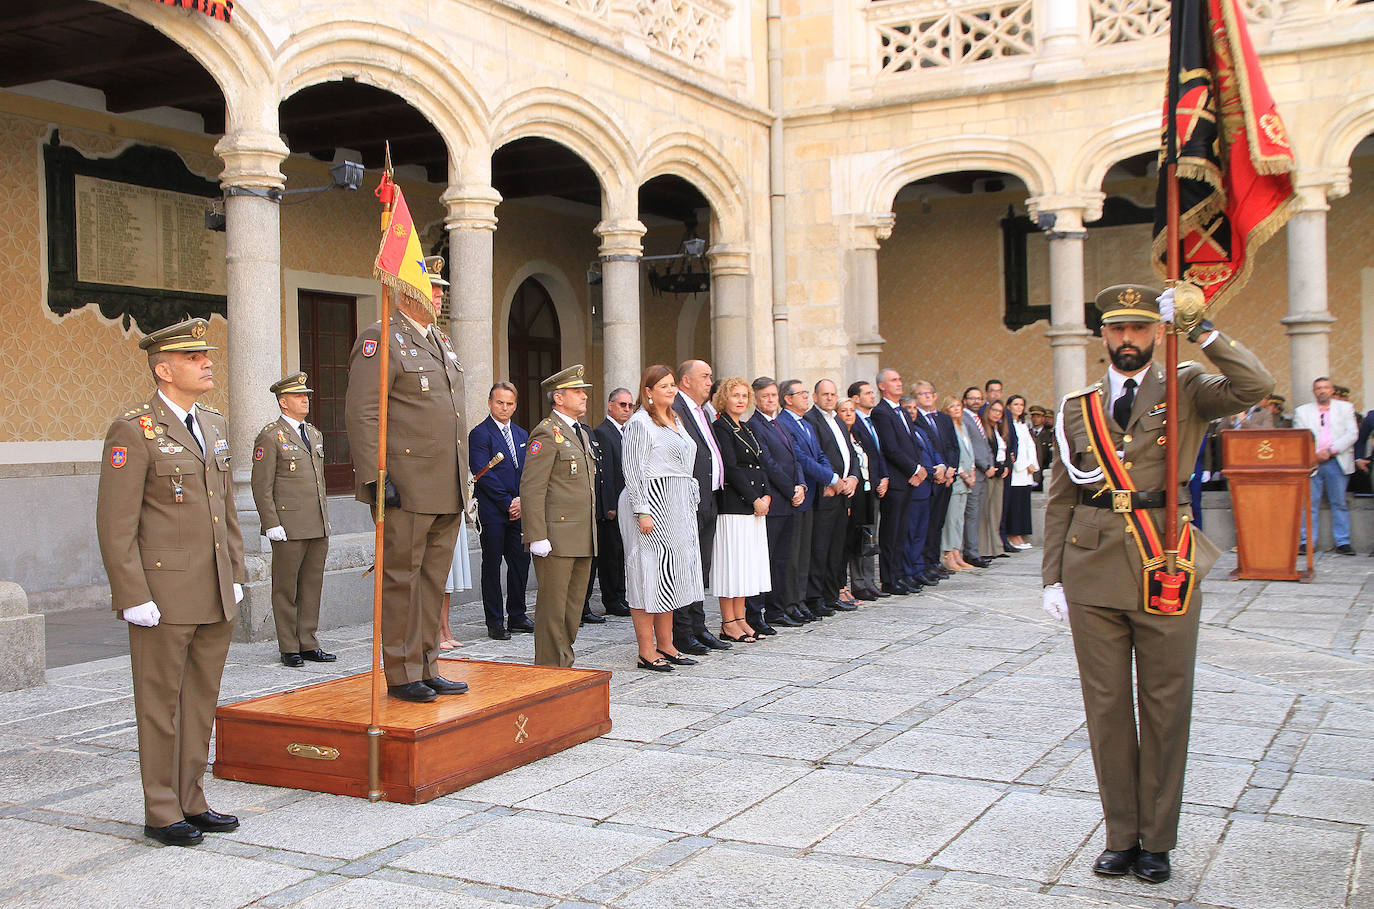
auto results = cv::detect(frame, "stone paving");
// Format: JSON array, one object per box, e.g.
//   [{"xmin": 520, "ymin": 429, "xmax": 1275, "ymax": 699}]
[{"xmin": 1, "ymin": 548, "xmax": 1371, "ymax": 908}]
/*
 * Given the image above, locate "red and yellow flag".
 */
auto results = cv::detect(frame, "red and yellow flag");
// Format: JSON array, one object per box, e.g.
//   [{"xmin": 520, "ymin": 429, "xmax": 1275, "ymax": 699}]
[
  {"xmin": 150, "ymin": 0, "xmax": 232, "ymax": 22},
  {"xmin": 373, "ymin": 174, "xmax": 433, "ymax": 309}
]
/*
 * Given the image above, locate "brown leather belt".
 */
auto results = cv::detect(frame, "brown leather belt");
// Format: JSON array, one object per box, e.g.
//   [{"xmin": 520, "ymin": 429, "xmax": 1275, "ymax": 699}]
[{"xmin": 1079, "ymin": 489, "xmax": 1185, "ymax": 512}]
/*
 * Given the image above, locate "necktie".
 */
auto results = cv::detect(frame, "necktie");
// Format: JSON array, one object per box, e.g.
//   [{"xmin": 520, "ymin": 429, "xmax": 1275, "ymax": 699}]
[
  {"xmin": 862, "ymin": 415, "xmax": 880, "ymax": 453},
  {"xmin": 501, "ymin": 423, "xmax": 518, "ymax": 462},
  {"xmin": 185, "ymin": 414, "xmax": 202, "ymax": 453},
  {"xmin": 299, "ymin": 422, "xmax": 310, "ymax": 448},
  {"xmin": 574, "ymin": 423, "xmax": 587, "ymax": 452},
  {"xmin": 1114, "ymin": 378, "xmax": 1137, "ymax": 429}
]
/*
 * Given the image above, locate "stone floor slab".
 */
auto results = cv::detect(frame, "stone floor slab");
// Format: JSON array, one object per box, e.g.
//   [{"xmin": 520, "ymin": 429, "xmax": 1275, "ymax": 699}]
[
  {"xmin": 709, "ymin": 767, "xmax": 897, "ymax": 847},
  {"xmin": 815, "ymin": 776, "xmax": 1002, "ymax": 864},
  {"xmin": 286, "ymin": 878, "xmax": 529, "ymax": 908},
  {"xmin": 1195, "ymin": 818, "xmax": 1357, "ymax": 909},
  {"xmin": 1269, "ymin": 775, "xmax": 1374, "ymax": 825},
  {"xmin": 678, "ymin": 714, "xmax": 868, "ymax": 761},
  {"xmin": 856, "ymin": 729, "xmax": 1055, "ymax": 782},
  {"xmin": 933, "ymin": 791, "xmax": 1103, "ymax": 882},
  {"xmin": 228, "ymin": 791, "xmax": 472, "ymax": 858}
]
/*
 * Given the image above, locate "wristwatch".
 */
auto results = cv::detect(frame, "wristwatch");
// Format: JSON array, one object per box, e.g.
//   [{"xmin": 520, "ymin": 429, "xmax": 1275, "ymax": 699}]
[{"xmin": 1187, "ymin": 318, "xmax": 1215, "ymax": 343}]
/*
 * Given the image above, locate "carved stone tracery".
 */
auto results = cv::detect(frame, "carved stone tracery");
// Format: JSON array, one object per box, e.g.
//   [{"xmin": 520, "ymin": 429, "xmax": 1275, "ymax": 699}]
[
  {"xmin": 872, "ymin": 0, "xmax": 1035, "ymax": 74},
  {"xmin": 634, "ymin": 0, "xmax": 725, "ymax": 69}
]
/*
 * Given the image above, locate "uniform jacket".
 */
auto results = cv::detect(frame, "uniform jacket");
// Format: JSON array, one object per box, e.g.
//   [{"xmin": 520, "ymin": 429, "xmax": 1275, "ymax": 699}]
[
  {"xmin": 97, "ymin": 394, "xmax": 245, "ymax": 623},
  {"xmin": 1293, "ymin": 398, "xmax": 1359, "ymax": 474},
  {"xmin": 746, "ymin": 411, "xmax": 804, "ymax": 517},
  {"xmin": 520, "ymin": 413, "xmax": 597, "ymax": 557},
  {"xmin": 592, "ymin": 417, "xmax": 626, "ymax": 521},
  {"xmin": 713, "ymin": 414, "xmax": 770, "ymax": 515},
  {"xmin": 1042, "ymin": 333, "xmax": 1273, "ymax": 610},
  {"xmin": 780, "ymin": 409, "xmax": 836, "ymax": 511},
  {"xmin": 470, "ymin": 415, "xmax": 527, "ymax": 526},
  {"xmin": 671, "ymin": 392, "xmax": 718, "ymax": 517},
  {"xmin": 345, "ymin": 313, "xmax": 468, "ymax": 514},
  {"xmin": 251, "ymin": 416, "xmax": 330, "ymax": 539}
]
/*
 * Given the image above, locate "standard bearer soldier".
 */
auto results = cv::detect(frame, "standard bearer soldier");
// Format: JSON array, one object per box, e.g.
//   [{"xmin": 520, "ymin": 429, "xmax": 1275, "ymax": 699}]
[
  {"xmin": 251, "ymin": 372, "xmax": 335, "ymax": 667},
  {"xmin": 1041, "ymin": 284, "xmax": 1273, "ymax": 884},
  {"xmin": 344, "ymin": 256, "xmax": 471, "ymax": 703},
  {"xmin": 520, "ymin": 364, "xmax": 598, "ymax": 667},
  {"xmin": 96, "ymin": 318, "xmax": 245, "ymax": 847}
]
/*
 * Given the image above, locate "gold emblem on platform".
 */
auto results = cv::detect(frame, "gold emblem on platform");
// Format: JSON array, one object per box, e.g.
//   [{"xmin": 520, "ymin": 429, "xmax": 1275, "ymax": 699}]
[
  {"xmin": 287, "ymin": 743, "xmax": 340, "ymax": 761},
  {"xmin": 1257, "ymin": 439, "xmax": 1276, "ymax": 460},
  {"xmin": 515, "ymin": 713, "xmax": 530, "ymax": 744}
]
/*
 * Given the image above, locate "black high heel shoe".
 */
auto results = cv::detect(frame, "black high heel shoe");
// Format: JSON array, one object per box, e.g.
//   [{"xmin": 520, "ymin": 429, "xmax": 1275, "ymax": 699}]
[
  {"xmin": 657, "ymin": 649, "xmax": 698, "ymax": 666},
  {"xmin": 636, "ymin": 656, "xmax": 674, "ymax": 672}
]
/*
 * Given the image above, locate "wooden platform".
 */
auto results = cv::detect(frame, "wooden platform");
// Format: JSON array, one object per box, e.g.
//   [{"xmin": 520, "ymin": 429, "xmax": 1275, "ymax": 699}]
[{"xmin": 212, "ymin": 659, "xmax": 612, "ymax": 804}]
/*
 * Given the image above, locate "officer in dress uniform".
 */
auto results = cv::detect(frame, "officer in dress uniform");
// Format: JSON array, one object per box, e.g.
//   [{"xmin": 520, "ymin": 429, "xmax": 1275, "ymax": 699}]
[
  {"xmin": 251, "ymin": 373, "xmax": 335, "ymax": 667},
  {"xmin": 96, "ymin": 318, "xmax": 245, "ymax": 847},
  {"xmin": 520, "ymin": 365, "xmax": 598, "ymax": 667},
  {"xmin": 344, "ymin": 257, "xmax": 471, "ymax": 703},
  {"xmin": 1042, "ymin": 285, "xmax": 1272, "ymax": 884}
]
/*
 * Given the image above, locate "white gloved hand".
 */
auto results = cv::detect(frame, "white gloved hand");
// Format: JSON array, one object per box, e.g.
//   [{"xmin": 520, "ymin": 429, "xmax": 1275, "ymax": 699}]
[
  {"xmin": 529, "ymin": 539, "xmax": 552, "ymax": 558},
  {"xmin": 1042, "ymin": 583, "xmax": 1068, "ymax": 623},
  {"xmin": 1157, "ymin": 288, "xmax": 1175, "ymax": 323},
  {"xmin": 122, "ymin": 601, "xmax": 161, "ymax": 627},
  {"xmin": 265, "ymin": 526, "xmax": 287, "ymax": 542},
  {"xmin": 233, "ymin": 583, "xmax": 244, "ymax": 604}
]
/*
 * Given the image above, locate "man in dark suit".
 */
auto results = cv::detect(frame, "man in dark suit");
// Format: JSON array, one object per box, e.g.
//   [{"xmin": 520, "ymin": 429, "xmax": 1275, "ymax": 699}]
[
  {"xmin": 780, "ymin": 379, "xmax": 843, "ymax": 620},
  {"xmin": 671, "ymin": 359, "xmax": 731, "ymax": 654},
  {"xmin": 747, "ymin": 377, "xmax": 807, "ymax": 629},
  {"xmin": 912, "ymin": 380, "xmax": 958, "ymax": 585},
  {"xmin": 872, "ymin": 368, "xmax": 928, "ymax": 595},
  {"xmin": 469, "ymin": 382, "xmax": 533, "ymax": 641},
  {"xmin": 580, "ymin": 418, "xmax": 609, "ymax": 625},
  {"xmin": 848, "ymin": 381, "xmax": 889, "ymax": 598},
  {"xmin": 590, "ymin": 388, "xmax": 633, "ymax": 617},
  {"xmin": 805, "ymin": 379, "xmax": 860, "ymax": 613},
  {"xmin": 960, "ymin": 386, "xmax": 995, "ymax": 568}
]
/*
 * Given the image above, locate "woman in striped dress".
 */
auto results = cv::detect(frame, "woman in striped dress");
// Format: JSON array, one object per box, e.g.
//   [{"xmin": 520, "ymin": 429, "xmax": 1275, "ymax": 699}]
[{"xmin": 619, "ymin": 365, "xmax": 703, "ymax": 671}]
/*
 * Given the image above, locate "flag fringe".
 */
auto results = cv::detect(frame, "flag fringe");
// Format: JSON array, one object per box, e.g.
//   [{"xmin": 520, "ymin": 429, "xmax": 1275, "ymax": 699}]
[{"xmin": 372, "ymin": 267, "xmax": 435, "ymax": 315}]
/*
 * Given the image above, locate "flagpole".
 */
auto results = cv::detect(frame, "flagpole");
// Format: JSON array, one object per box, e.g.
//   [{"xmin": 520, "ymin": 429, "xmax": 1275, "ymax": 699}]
[
  {"xmin": 1162, "ymin": 0, "xmax": 1186, "ymax": 575},
  {"xmin": 367, "ymin": 150, "xmax": 395, "ymax": 803}
]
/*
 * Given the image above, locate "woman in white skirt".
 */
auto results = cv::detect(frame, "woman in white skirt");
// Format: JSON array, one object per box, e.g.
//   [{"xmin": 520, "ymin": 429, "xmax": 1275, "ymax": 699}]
[
  {"xmin": 709, "ymin": 377, "xmax": 772, "ymax": 643},
  {"xmin": 438, "ymin": 517, "xmax": 472, "ymax": 650},
  {"xmin": 619, "ymin": 365, "xmax": 703, "ymax": 671}
]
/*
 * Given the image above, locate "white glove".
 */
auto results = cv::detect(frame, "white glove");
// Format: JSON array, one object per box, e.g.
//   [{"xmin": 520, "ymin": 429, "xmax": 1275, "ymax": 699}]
[
  {"xmin": 529, "ymin": 539, "xmax": 552, "ymax": 558},
  {"xmin": 122, "ymin": 601, "xmax": 161, "ymax": 627},
  {"xmin": 265, "ymin": 526, "xmax": 287, "ymax": 542},
  {"xmin": 1042, "ymin": 583, "xmax": 1068, "ymax": 623},
  {"xmin": 233, "ymin": 583, "xmax": 244, "ymax": 604},
  {"xmin": 1157, "ymin": 288, "xmax": 1175, "ymax": 323}
]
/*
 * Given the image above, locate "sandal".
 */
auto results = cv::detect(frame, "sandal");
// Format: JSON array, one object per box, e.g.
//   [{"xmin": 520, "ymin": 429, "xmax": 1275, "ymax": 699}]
[
  {"xmin": 657, "ymin": 649, "xmax": 698, "ymax": 666},
  {"xmin": 720, "ymin": 619, "xmax": 758, "ymax": 644},
  {"xmin": 838, "ymin": 587, "xmax": 859, "ymax": 606},
  {"xmin": 636, "ymin": 656, "xmax": 674, "ymax": 672}
]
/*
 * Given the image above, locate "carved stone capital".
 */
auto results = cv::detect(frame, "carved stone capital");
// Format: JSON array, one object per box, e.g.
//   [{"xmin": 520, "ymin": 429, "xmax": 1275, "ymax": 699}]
[
  {"xmin": 1025, "ymin": 192, "xmax": 1106, "ymax": 236},
  {"xmin": 707, "ymin": 244, "xmax": 750, "ymax": 276},
  {"xmin": 848, "ymin": 213, "xmax": 896, "ymax": 250},
  {"xmin": 215, "ymin": 130, "xmax": 289, "ymax": 191},
  {"xmin": 442, "ymin": 184, "xmax": 502, "ymax": 232},
  {"xmin": 1292, "ymin": 168, "xmax": 1351, "ymax": 211},
  {"xmin": 596, "ymin": 219, "xmax": 647, "ymax": 258}
]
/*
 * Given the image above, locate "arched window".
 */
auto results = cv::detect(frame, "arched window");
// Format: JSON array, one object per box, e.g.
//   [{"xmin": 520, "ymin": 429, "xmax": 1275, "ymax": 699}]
[{"xmin": 508, "ymin": 277, "xmax": 561, "ymax": 431}]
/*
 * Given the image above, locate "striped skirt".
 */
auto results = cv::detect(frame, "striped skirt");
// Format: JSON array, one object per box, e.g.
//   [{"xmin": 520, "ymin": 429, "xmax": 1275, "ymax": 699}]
[{"xmin": 618, "ymin": 477, "xmax": 704, "ymax": 613}]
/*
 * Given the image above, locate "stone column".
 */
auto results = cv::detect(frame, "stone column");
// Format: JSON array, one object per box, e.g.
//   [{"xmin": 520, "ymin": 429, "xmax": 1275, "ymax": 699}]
[
  {"xmin": 708, "ymin": 244, "xmax": 751, "ymax": 377},
  {"xmin": 444, "ymin": 184, "xmax": 502, "ymax": 428},
  {"xmin": 215, "ymin": 128, "xmax": 289, "ymax": 548},
  {"xmin": 1282, "ymin": 172, "xmax": 1348, "ymax": 405},
  {"xmin": 1028, "ymin": 194, "xmax": 1102, "ymax": 404},
  {"xmin": 1034, "ymin": 0, "xmax": 1084, "ymax": 74},
  {"xmin": 596, "ymin": 219, "xmax": 646, "ymax": 393},
  {"xmin": 846, "ymin": 214, "xmax": 893, "ymax": 384}
]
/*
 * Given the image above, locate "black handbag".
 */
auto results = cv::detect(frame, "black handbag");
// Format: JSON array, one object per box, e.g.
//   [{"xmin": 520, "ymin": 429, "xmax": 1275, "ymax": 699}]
[{"xmin": 860, "ymin": 524, "xmax": 879, "ymax": 557}]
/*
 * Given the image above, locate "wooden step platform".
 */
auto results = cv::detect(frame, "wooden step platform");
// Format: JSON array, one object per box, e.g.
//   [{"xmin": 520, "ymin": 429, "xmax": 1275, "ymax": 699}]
[{"xmin": 213, "ymin": 659, "xmax": 612, "ymax": 804}]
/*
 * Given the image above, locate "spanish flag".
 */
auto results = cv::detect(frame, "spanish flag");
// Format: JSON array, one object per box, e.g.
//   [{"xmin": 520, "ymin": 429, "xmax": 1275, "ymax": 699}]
[{"xmin": 373, "ymin": 174, "xmax": 434, "ymax": 309}]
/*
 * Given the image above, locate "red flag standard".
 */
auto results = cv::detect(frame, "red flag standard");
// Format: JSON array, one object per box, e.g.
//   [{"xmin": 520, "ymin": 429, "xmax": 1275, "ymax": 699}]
[
  {"xmin": 151, "ymin": 0, "xmax": 233, "ymax": 21},
  {"xmin": 1152, "ymin": 0, "xmax": 1297, "ymax": 313}
]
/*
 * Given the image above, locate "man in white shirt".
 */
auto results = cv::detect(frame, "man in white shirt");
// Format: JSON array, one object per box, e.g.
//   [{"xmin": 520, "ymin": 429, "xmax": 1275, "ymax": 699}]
[
  {"xmin": 1293, "ymin": 376, "xmax": 1359, "ymax": 555},
  {"xmin": 804, "ymin": 379, "xmax": 858, "ymax": 613}
]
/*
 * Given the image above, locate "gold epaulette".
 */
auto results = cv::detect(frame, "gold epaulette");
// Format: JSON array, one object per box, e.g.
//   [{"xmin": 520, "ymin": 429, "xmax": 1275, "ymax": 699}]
[
  {"xmin": 199, "ymin": 404, "xmax": 221, "ymax": 415},
  {"xmin": 262, "ymin": 421, "xmax": 279, "ymax": 432},
  {"xmin": 120, "ymin": 403, "xmax": 152, "ymax": 419},
  {"xmin": 1065, "ymin": 382, "xmax": 1102, "ymax": 399},
  {"xmin": 1177, "ymin": 360, "xmax": 1198, "ymax": 369}
]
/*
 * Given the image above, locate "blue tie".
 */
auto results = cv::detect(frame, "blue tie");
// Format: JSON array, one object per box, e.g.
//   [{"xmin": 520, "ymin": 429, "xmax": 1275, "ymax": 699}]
[{"xmin": 863, "ymin": 415, "xmax": 880, "ymax": 453}]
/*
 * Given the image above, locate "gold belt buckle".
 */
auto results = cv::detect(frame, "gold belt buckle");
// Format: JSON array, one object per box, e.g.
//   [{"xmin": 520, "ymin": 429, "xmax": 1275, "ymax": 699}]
[{"xmin": 1111, "ymin": 489, "xmax": 1133, "ymax": 513}]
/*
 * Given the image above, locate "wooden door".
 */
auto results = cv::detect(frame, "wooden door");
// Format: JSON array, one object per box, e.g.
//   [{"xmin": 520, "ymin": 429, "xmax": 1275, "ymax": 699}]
[
  {"xmin": 508, "ymin": 278, "xmax": 561, "ymax": 432},
  {"xmin": 297, "ymin": 291, "xmax": 357, "ymax": 494}
]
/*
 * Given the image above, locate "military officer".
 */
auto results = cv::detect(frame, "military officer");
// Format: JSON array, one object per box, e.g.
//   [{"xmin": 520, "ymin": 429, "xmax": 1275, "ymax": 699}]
[
  {"xmin": 344, "ymin": 257, "xmax": 471, "ymax": 703},
  {"xmin": 1042, "ymin": 285, "xmax": 1273, "ymax": 884},
  {"xmin": 520, "ymin": 365, "xmax": 598, "ymax": 667},
  {"xmin": 96, "ymin": 318, "xmax": 245, "ymax": 847},
  {"xmin": 251, "ymin": 372, "xmax": 335, "ymax": 667}
]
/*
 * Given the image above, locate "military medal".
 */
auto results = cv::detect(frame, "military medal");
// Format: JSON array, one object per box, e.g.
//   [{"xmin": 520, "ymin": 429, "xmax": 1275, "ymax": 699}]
[
  {"xmin": 420, "ymin": 375, "xmax": 430, "ymax": 392},
  {"xmin": 289, "ymin": 460, "xmax": 297, "ymax": 472},
  {"xmin": 570, "ymin": 461, "xmax": 577, "ymax": 476},
  {"xmin": 553, "ymin": 426, "xmax": 565, "ymax": 444},
  {"xmin": 172, "ymin": 481, "xmax": 184, "ymax": 504},
  {"xmin": 138, "ymin": 414, "xmax": 156, "ymax": 440}
]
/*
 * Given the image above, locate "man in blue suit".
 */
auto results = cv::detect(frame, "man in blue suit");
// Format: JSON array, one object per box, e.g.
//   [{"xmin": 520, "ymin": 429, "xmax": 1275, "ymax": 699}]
[
  {"xmin": 805, "ymin": 379, "xmax": 860, "ymax": 614},
  {"xmin": 469, "ymin": 382, "xmax": 532, "ymax": 640},
  {"xmin": 748, "ymin": 377, "xmax": 807, "ymax": 629},
  {"xmin": 780, "ymin": 379, "xmax": 843, "ymax": 621},
  {"xmin": 911, "ymin": 380, "xmax": 958, "ymax": 587},
  {"xmin": 872, "ymin": 368, "xmax": 932, "ymax": 595}
]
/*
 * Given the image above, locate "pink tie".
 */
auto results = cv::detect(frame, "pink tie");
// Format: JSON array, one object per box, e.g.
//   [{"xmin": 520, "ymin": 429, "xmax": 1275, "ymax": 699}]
[{"xmin": 697, "ymin": 403, "xmax": 723, "ymax": 488}]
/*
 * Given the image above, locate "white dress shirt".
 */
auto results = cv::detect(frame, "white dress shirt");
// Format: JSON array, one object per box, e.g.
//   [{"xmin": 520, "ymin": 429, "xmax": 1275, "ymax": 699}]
[{"xmin": 157, "ymin": 390, "xmax": 205, "ymax": 453}]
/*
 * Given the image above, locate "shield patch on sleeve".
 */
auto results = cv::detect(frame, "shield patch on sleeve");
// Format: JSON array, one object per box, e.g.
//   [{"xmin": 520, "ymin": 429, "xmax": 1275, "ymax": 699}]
[
  {"xmin": 528, "ymin": 440, "xmax": 541, "ymax": 455},
  {"xmin": 110, "ymin": 447, "xmax": 127, "ymax": 468},
  {"xmin": 362, "ymin": 339, "xmax": 378, "ymax": 357},
  {"xmin": 254, "ymin": 447, "xmax": 265, "ymax": 461}
]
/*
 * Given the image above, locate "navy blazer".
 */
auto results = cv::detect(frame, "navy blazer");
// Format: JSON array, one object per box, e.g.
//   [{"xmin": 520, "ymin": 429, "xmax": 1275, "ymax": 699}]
[
  {"xmin": 591, "ymin": 417, "xmax": 626, "ymax": 521},
  {"xmin": 1356, "ymin": 408, "xmax": 1374, "ymax": 461},
  {"xmin": 671, "ymin": 392, "xmax": 716, "ymax": 516},
  {"xmin": 469, "ymin": 415, "xmax": 527, "ymax": 526},
  {"xmin": 804, "ymin": 407, "xmax": 861, "ymax": 488},
  {"xmin": 914, "ymin": 409, "xmax": 959, "ymax": 468},
  {"xmin": 780, "ymin": 409, "xmax": 835, "ymax": 511},
  {"xmin": 871, "ymin": 399, "xmax": 937, "ymax": 501},
  {"xmin": 850, "ymin": 410, "xmax": 888, "ymax": 486},
  {"xmin": 747, "ymin": 411, "xmax": 803, "ymax": 516}
]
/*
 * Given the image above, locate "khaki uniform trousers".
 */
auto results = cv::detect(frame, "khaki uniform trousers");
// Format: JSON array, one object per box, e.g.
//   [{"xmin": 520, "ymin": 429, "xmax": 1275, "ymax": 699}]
[
  {"xmin": 270, "ymin": 536, "xmax": 327, "ymax": 653},
  {"xmin": 381, "ymin": 510, "xmax": 461, "ymax": 685},
  {"xmin": 532, "ymin": 554, "xmax": 593, "ymax": 668},
  {"xmin": 1069, "ymin": 597, "xmax": 1201, "ymax": 853},
  {"xmin": 128, "ymin": 618, "xmax": 233, "ymax": 827}
]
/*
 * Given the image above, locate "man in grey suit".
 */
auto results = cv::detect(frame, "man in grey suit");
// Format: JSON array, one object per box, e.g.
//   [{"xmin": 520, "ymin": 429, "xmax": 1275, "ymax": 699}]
[{"xmin": 959, "ymin": 386, "xmax": 994, "ymax": 569}]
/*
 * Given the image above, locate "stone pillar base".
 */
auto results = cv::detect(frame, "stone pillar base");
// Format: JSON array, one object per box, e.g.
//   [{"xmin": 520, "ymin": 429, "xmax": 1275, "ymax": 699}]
[{"xmin": 0, "ymin": 581, "xmax": 45, "ymax": 691}]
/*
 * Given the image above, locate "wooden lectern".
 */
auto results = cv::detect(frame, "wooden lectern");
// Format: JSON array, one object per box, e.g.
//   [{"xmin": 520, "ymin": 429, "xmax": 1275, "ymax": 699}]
[{"xmin": 1221, "ymin": 429, "xmax": 1315, "ymax": 581}]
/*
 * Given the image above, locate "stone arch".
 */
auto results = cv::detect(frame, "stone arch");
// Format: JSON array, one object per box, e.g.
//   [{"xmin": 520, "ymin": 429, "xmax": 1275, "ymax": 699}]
[
  {"xmin": 1319, "ymin": 94, "xmax": 1374, "ymax": 174},
  {"xmin": 490, "ymin": 87, "xmax": 636, "ymax": 216},
  {"xmin": 858, "ymin": 135, "xmax": 1055, "ymax": 216},
  {"xmin": 275, "ymin": 22, "xmax": 487, "ymax": 177},
  {"xmin": 1070, "ymin": 112, "xmax": 1160, "ymax": 196},
  {"xmin": 496, "ymin": 260, "xmax": 586, "ymax": 385},
  {"xmin": 640, "ymin": 131, "xmax": 747, "ymax": 245}
]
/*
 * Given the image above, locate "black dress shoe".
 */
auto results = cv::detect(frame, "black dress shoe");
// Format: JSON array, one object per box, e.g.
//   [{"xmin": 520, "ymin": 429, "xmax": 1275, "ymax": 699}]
[
  {"xmin": 508, "ymin": 617, "xmax": 535, "ymax": 633},
  {"xmin": 1131, "ymin": 850, "xmax": 1170, "ymax": 883},
  {"xmin": 1335, "ymin": 543, "xmax": 1357, "ymax": 556},
  {"xmin": 934, "ymin": 565, "xmax": 953, "ymax": 578},
  {"xmin": 388, "ymin": 681, "xmax": 438, "ymax": 702},
  {"xmin": 487, "ymin": 626, "xmax": 511, "ymax": 640},
  {"xmin": 581, "ymin": 610, "xmax": 606, "ymax": 624},
  {"xmin": 753, "ymin": 619, "xmax": 777, "ymax": 635},
  {"xmin": 299, "ymin": 648, "xmax": 336, "ymax": 662},
  {"xmin": 853, "ymin": 587, "xmax": 878, "ymax": 601},
  {"xmin": 881, "ymin": 583, "xmax": 908, "ymax": 596},
  {"xmin": 145, "ymin": 821, "xmax": 203, "ymax": 846},
  {"xmin": 793, "ymin": 606, "xmax": 820, "ymax": 622},
  {"xmin": 1297, "ymin": 543, "xmax": 1307, "ymax": 555},
  {"xmin": 919, "ymin": 572, "xmax": 943, "ymax": 587},
  {"xmin": 424, "ymin": 675, "xmax": 469, "ymax": 694},
  {"xmin": 832, "ymin": 599, "xmax": 858, "ymax": 612},
  {"xmin": 185, "ymin": 809, "xmax": 239, "ymax": 832},
  {"xmin": 811, "ymin": 603, "xmax": 836, "ymax": 617},
  {"xmin": 280, "ymin": 652, "xmax": 304, "ymax": 667},
  {"xmin": 675, "ymin": 637, "xmax": 709, "ymax": 655},
  {"xmin": 963, "ymin": 554, "xmax": 992, "ymax": 568},
  {"xmin": 769, "ymin": 611, "xmax": 803, "ymax": 627},
  {"xmin": 696, "ymin": 631, "xmax": 733, "ymax": 650},
  {"xmin": 871, "ymin": 587, "xmax": 893, "ymax": 597},
  {"xmin": 1092, "ymin": 846, "xmax": 1140, "ymax": 876},
  {"xmin": 605, "ymin": 604, "xmax": 632, "ymax": 616}
]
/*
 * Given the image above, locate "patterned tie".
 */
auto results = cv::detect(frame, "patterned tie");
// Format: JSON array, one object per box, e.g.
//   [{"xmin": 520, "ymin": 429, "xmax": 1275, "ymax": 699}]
[
  {"xmin": 501, "ymin": 422, "xmax": 518, "ymax": 462},
  {"xmin": 185, "ymin": 414, "xmax": 202, "ymax": 454},
  {"xmin": 1114, "ymin": 378, "xmax": 1137, "ymax": 429}
]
